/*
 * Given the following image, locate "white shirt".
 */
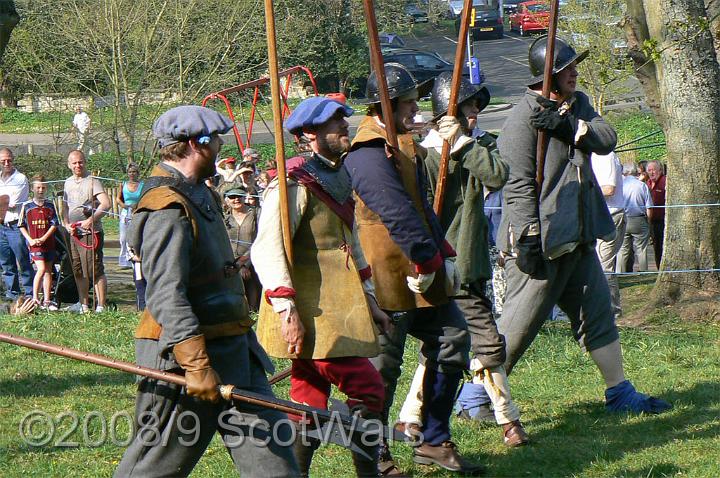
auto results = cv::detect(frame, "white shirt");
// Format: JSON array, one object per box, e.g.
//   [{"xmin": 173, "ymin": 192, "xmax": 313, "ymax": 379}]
[
  {"xmin": 73, "ymin": 112, "xmax": 91, "ymax": 133},
  {"xmin": 591, "ymin": 152, "xmax": 624, "ymax": 213},
  {"xmin": 0, "ymin": 169, "xmax": 29, "ymax": 222}
]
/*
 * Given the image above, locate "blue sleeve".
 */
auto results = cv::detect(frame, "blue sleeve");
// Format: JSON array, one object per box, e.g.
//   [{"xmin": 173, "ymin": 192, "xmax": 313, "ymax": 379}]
[
  {"xmin": 345, "ymin": 145, "xmax": 441, "ymax": 267},
  {"xmin": 48, "ymin": 202, "xmax": 59, "ymax": 227}
]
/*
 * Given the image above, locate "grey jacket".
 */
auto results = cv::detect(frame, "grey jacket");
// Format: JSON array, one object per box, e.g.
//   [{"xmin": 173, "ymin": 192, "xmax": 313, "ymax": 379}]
[
  {"xmin": 129, "ymin": 163, "xmax": 271, "ymax": 372},
  {"xmin": 497, "ymin": 89, "xmax": 616, "ymax": 259}
]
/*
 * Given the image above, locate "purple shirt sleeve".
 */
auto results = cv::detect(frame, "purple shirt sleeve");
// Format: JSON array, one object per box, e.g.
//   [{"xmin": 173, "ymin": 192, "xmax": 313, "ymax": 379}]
[{"xmin": 345, "ymin": 144, "xmax": 441, "ymax": 267}]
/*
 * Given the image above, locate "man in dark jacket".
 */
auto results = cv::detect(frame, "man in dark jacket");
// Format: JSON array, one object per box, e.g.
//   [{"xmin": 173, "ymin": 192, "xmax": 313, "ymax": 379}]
[
  {"xmin": 345, "ymin": 64, "xmax": 483, "ymax": 476},
  {"xmin": 496, "ymin": 36, "xmax": 671, "ymax": 414}
]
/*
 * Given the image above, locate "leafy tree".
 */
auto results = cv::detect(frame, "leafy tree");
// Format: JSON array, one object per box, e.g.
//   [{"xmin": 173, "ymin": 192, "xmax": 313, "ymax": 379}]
[
  {"xmin": 625, "ymin": 0, "xmax": 720, "ymax": 306},
  {"xmin": 559, "ymin": 0, "xmax": 635, "ymax": 114},
  {"xmin": 3, "ymin": 0, "xmax": 263, "ymax": 167}
]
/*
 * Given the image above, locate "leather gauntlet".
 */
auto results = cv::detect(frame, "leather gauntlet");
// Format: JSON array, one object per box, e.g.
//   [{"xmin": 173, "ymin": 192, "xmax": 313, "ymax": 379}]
[{"xmin": 173, "ymin": 334, "xmax": 222, "ymax": 403}]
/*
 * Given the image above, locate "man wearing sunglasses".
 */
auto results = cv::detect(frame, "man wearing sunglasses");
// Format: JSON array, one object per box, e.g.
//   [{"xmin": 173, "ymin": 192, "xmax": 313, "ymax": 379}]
[{"xmin": 115, "ymin": 105, "xmax": 299, "ymax": 477}]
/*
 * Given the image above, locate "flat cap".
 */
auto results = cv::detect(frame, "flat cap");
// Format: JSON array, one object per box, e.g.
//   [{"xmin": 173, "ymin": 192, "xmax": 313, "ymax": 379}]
[
  {"xmin": 153, "ymin": 105, "xmax": 234, "ymax": 148},
  {"xmin": 285, "ymin": 96, "xmax": 353, "ymax": 136}
]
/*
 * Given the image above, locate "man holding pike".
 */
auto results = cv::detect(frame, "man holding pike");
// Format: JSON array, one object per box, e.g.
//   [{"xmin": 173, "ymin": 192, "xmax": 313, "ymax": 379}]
[
  {"xmin": 495, "ymin": 36, "xmax": 672, "ymax": 415},
  {"xmin": 252, "ymin": 96, "xmax": 392, "ymax": 477},
  {"xmin": 115, "ymin": 105, "xmax": 299, "ymax": 477},
  {"xmin": 344, "ymin": 63, "xmax": 484, "ymax": 476}
]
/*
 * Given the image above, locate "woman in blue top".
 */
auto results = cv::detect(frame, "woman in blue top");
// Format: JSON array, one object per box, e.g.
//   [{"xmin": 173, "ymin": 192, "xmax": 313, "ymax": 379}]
[{"xmin": 116, "ymin": 163, "xmax": 143, "ymax": 268}]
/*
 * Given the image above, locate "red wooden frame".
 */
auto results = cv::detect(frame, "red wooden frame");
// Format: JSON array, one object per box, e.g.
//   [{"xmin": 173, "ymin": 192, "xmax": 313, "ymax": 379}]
[{"xmin": 201, "ymin": 66, "xmax": 319, "ymax": 152}]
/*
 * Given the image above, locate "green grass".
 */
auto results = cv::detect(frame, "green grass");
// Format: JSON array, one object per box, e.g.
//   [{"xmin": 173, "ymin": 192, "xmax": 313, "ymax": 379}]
[{"xmin": 1, "ymin": 290, "xmax": 718, "ymax": 477}]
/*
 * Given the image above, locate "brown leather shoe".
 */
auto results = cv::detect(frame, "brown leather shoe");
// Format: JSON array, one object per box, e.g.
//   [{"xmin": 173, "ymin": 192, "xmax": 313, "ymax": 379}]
[
  {"xmin": 378, "ymin": 441, "xmax": 411, "ymax": 477},
  {"xmin": 502, "ymin": 420, "xmax": 529, "ymax": 447},
  {"xmin": 413, "ymin": 441, "xmax": 486, "ymax": 475}
]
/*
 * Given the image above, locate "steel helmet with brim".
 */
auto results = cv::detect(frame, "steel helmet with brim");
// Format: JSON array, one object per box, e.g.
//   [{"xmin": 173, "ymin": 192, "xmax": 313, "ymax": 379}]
[
  {"xmin": 363, "ymin": 62, "xmax": 433, "ymax": 104},
  {"xmin": 430, "ymin": 71, "xmax": 491, "ymax": 123},
  {"xmin": 527, "ymin": 35, "xmax": 589, "ymax": 87}
]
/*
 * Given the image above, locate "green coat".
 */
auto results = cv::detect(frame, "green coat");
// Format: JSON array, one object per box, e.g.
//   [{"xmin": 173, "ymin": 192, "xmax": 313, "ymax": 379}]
[{"xmin": 424, "ymin": 132, "xmax": 509, "ymax": 284}]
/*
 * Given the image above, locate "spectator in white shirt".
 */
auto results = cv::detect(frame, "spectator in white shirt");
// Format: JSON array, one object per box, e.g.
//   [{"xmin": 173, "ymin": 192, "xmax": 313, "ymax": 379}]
[
  {"xmin": 0, "ymin": 148, "xmax": 34, "ymax": 299},
  {"xmin": 72, "ymin": 106, "xmax": 91, "ymax": 151},
  {"xmin": 592, "ymin": 151, "xmax": 625, "ymax": 319}
]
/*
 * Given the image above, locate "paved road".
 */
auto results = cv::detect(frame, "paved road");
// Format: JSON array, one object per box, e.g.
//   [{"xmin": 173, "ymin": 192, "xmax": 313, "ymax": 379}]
[{"xmin": 407, "ymin": 28, "xmax": 536, "ymax": 103}]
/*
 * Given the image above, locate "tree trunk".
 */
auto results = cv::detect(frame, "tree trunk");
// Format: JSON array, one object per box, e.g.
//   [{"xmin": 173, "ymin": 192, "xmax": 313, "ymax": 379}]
[
  {"xmin": 628, "ymin": 0, "xmax": 720, "ymax": 304},
  {"xmin": 624, "ymin": 1, "xmax": 664, "ymax": 122}
]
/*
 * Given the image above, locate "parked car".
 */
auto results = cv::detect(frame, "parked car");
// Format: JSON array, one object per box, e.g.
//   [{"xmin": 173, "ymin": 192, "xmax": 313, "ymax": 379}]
[
  {"xmin": 502, "ymin": 0, "xmax": 523, "ymax": 15},
  {"xmin": 454, "ymin": 1, "xmax": 503, "ymax": 40},
  {"xmin": 405, "ymin": 4, "xmax": 429, "ymax": 23},
  {"xmin": 509, "ymin": 1, "xmax": 550, "ymax": 36},
  {"xmin": 379, "ymin": 32, "xmax": 406, "ymax": 48},
  {"xmin": 382, "ymin": 48, "xmax": 454, "ymax": 85}
]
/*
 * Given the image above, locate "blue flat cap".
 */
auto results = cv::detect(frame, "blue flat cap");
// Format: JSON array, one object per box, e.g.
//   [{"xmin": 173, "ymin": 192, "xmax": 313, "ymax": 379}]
[
  {"xmin": 153, "ymin": 105, "xmax": 234, "ymax": 148},
  {"xmin": 285, "ymin": 97, "xmax": 354, "ymax": 136}
]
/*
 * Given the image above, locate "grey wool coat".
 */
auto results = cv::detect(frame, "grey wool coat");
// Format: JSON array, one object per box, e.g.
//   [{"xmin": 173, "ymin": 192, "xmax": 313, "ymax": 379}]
[{"xmin": 497, "ymin": 89, "xmax": 617, "ymax": 260}]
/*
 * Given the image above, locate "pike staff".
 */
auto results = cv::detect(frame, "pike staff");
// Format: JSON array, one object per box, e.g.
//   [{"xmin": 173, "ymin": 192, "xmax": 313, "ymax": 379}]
[
  {"xmin": 535, "ymin": 0, "xmax": 561, "ymax": 190},
  {"xmin": 362, "ymin": 0, "xmax": 397, "ymax": 149},
  {"xmin": 432, "ymin": 0, "xmax": 474, "ymax": 217},
  {"xmin": 0, "ymin": 331, "xmax": 406, "ymax": 455},
  {"xmin": 264, "ymin": 0, "xmax": 293, "ymax": 264}
]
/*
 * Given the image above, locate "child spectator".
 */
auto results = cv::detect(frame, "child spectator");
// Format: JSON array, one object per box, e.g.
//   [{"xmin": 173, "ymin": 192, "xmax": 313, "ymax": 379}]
[{"xmin": 19, "ymin": 175, "xmax": 59, "ymax": 310}]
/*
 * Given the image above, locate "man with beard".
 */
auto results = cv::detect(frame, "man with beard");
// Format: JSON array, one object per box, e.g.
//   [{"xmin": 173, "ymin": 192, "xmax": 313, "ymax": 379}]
[
  {"xmin": 396, "ymin": 72, "xmax": 528, "ymax": 447},
  {"xmin": 252, "ymin": 96, "xmax": 392, "ymax": 477},
  {"xmin": 496, "ymin": 36, "xmax": 671, "ymax": 415},
  {"xmin": 115, "ymin": 105, "xmax": 299, "ymax": 477},
  {"xmin": 344, "ymin": 64, "xmax": 483, "ymax": 476}
]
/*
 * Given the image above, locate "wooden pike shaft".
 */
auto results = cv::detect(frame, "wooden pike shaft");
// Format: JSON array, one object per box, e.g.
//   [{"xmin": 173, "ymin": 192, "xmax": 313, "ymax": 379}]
[
  {"xmin": 362, "ymin": 0, "xmax": 398, "ymax": 149},
  {"xmin": 535, "ymin": 0, "xmax": 561, "ymax": 191},
  {"xmin": 264, "ymin": 0, "xmax": 293, "ymax": 264},
  {"xmin": 0, "ymin": 332, "xmax": 325, "ymax": 421},
  {"xmin": 433, "ymin": 0, "xmax": 474, "ymax": 217}
]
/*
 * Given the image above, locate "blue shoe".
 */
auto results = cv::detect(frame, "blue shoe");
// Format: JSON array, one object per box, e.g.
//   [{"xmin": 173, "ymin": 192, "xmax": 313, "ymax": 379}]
[{"xmin": 605, "ymin": 380, "xmax": 672, "ymax": 414}]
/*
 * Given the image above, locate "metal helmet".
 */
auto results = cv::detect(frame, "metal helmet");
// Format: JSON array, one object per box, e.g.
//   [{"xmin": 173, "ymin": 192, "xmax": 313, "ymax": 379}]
[
  {"xmin": 527, "ymin": 35, "xmax": 588, "ymax": 86},
  {"xmin": 364, "ymin": 62, "xmax": 433, "ymax": 104},
  {"xmin": 431, "ymin": 72, "xmax": 491, "ymax": 123}
]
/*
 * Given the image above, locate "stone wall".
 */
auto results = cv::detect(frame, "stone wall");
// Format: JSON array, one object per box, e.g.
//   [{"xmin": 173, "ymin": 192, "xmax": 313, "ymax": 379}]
[{"xmin": 17, "ymin": 90, "xmax": 183, "ymax": 113}]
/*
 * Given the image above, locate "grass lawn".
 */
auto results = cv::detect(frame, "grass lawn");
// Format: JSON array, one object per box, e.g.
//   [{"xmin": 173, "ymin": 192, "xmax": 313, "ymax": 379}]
[{"xmin": 1, "ymin": 276, "xmax": 719, "ymax": 477}]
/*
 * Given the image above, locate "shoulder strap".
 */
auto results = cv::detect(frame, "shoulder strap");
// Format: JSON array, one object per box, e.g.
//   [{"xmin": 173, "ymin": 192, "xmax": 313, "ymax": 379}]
[{"xmin": 136, "ymin": 180, "xmax": 200, "ymax": 247}]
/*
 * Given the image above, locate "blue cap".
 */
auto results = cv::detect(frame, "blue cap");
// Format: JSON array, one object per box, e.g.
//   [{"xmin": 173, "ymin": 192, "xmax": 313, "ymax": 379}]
[
  {"xmin": 153, "ymin": 105, "xmax": 234, "ymax": 148},
  {"xmin": 285, "ymin": 97, "xmax": 354, "ymax": 136}
]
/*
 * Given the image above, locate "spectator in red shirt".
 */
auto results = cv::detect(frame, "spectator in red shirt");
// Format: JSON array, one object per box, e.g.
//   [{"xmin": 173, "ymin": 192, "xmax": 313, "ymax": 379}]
[
  {"xmin": 645, "ymin": 160, "xmax": 666, "ymax": 268},
  {"xmin": 19, "ymin": 175, "xmax": 59, "ymax": 310}
]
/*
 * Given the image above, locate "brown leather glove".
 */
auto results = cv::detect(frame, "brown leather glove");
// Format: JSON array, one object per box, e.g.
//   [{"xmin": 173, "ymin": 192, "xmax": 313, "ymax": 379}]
[{"xmin": 173, "ymin": 334, "xmax": 222, "ymax": 403}]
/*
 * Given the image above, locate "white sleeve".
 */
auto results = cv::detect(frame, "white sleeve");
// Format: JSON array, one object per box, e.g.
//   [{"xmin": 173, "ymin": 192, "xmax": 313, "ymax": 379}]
[
  {"xmin": 349, "ymin": 223, "xmax": 375, "ymax": 298},
  {"xmin": 590, "ymin": 152, "xmax": 617, "ymax": 188},
  {"xmin": 250, "ymin": 180, "xmax": 307, "ymax": 313}
]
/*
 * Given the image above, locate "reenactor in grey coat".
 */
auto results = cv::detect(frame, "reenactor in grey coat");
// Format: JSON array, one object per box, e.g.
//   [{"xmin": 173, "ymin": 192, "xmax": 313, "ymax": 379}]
[
  {"xmin": 114, "ymin": 106, "xmax": 299, "ymax": 477},
  {"xmin": 496, "ymin": 36, "xmax": 671, "ymax": 414}
]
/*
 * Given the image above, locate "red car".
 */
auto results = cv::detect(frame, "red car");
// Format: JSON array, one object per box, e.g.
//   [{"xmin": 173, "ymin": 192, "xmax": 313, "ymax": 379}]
[{"xmin": 509, "ymin": 1, "xmax": 550, "ymax": 36}]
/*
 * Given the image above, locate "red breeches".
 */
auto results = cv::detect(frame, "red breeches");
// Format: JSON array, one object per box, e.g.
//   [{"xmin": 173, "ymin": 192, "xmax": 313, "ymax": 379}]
[{"xmin": 289, "ymin": 357, "xmax": 384, "ymax": 420}]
